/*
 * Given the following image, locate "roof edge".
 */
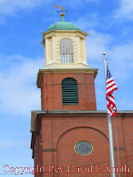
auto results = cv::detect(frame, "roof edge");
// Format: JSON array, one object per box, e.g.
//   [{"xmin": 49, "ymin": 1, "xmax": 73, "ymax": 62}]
[
  {"xmin": 42, "ymin": 29, "xmax": 88, "ymax": 36},
  {"xmin": 30, "ymin": 110, "xmax": 133, "ymax": 133},
  {"xmin": 31, "ymin": 110, "xmax": 133, "ymax": 114}
]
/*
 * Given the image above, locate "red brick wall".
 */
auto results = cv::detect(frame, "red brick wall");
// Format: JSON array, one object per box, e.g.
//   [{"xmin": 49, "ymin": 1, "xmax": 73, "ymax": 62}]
[
  {"xmin": 120, "ymin": 116, "xmax": 133, "ymax": 177},
  {"xmin": 40, "ymin": 72, "xmax": 97, "ymax": 111},
  {"xmin": 34, "ymin": 133, "xmax": 43, "ymax": 177},
  {"xmin": 33, "ymin": 113, "xmax": 133, "ymax": 177}
]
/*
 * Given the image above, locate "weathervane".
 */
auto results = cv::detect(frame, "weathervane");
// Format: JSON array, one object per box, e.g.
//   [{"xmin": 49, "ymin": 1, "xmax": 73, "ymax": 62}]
[{"xmin": 54, "ymin": 4, "xmax": 68, "ymax": 21}]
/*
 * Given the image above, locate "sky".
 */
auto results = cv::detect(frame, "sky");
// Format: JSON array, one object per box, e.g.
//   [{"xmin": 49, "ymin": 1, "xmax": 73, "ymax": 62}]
[{"xmin": 0, "ymin": 0, "xmax": 133, "ymax": 176}]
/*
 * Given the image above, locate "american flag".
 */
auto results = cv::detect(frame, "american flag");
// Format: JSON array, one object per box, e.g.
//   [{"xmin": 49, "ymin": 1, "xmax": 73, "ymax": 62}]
[{"xmin": 106, "ymin": 65, "xmax": 118, "ymax": 117}]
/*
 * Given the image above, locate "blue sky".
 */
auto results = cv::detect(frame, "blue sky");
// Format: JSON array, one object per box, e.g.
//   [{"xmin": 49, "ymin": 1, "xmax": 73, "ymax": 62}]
[{"xmin": 0, "ymin": 0, "xmax": 133, "ymax": 176}]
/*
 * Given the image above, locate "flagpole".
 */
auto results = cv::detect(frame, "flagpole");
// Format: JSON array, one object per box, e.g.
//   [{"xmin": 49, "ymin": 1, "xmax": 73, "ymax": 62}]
[{"xmin": 103, "ymin": 52, "xmax": 116, "ymax": 177}]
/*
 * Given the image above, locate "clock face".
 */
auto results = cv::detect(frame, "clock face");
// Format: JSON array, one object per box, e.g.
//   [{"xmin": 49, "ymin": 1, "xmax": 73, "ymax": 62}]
[{"xmin": 74, "ymin": 141, "xmax": 93, "ymax": 156}]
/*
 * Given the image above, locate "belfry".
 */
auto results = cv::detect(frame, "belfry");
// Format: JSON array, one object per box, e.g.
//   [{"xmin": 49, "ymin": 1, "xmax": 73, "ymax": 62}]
[{"xmin": 31, "ymin": 11, "xmax": 133, "ymax": 177}]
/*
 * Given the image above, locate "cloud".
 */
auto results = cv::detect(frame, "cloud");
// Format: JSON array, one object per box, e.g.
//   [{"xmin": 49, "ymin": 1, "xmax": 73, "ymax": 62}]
[
  {"xmin": 118, "ymin": 97, "xmax": 133, "ymax": 110},
  {"xmin": 0, "ymin": 139, "xmax": 29, "ymax": 150},
  {"xmin": 0, "ymin": 54, "xmax": 43, "ymax": 116},
  {"xmin": 73, "ymin": 13, "xmax": 100, "ymax": 31},
  {"xmin": 0, "ymin": 139, "xmax": 30, "ymax": 153},
  {"xmin": 65, "ymin": 0, "xmax": 98, "ymax": 5},
  {"xmin": 85, "ymin": 29, "xmax": 133, "ymax": 81},
  {"xmin": 0, "ymin": 0, "xmax": 46, "ymax": 16},
  {"xmin": 0, "ymin": 140, "xmax": 15, "ymax": 150},
  {"xmin": 110, "ymin": 42, "xmax": 133, "ymax": 80},
  {"xmin": 115, "ymin": 0, "xmax": 133, "ymax": 20},
  {"xmin": 86, "ymin": 30, "xmax": 111, "ymax": 61},
  {"xmin": 59, "ymin": 0, "xmax": 99, "ymax": 11}
]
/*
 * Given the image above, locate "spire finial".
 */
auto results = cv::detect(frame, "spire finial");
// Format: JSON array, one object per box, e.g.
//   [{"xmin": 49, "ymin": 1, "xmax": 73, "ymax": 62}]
[
  {"xmin": 103, "ymin": 51, "xmax": 106, "ymax": 57},
  {"xmin": 61, "ymin": 13, "xmax": 64, "ymax": 22},
  {"xmin": 54, "ymin": 4, "xmax": 67, "ymax": 22},
  {"xmin": 103, "ymin": 52, "xmax": 107, "ymax": 60}
]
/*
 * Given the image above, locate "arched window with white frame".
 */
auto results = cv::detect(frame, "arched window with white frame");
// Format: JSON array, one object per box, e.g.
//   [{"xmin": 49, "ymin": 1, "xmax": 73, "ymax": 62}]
[{"xmin": 60, "ymin": 38, "xmax": 74, "ymax": 63}]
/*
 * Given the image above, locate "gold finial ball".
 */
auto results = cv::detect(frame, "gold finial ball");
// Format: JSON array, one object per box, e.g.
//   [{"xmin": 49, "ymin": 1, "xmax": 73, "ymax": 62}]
[{"xmin": 61, "ymin": 13, "xmax": 64, "ymax": 16}]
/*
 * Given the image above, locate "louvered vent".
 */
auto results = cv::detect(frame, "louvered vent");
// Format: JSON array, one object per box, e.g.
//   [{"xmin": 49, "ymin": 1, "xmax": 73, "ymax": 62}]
[{"xmin": 62, "ymin": 78, "xmax": 78, "ymax": 105}]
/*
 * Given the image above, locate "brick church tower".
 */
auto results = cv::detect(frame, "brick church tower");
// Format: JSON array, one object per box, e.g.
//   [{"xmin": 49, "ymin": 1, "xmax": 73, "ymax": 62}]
[{"xmin": 31, "ymin": 13, "xmax": 133, "ymax": 177}]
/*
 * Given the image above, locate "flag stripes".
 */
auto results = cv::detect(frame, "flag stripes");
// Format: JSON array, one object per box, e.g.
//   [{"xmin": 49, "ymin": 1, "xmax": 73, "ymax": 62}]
[{"xmin": 106, "ymin": 66, "xmax": 118, "ymax": 117}]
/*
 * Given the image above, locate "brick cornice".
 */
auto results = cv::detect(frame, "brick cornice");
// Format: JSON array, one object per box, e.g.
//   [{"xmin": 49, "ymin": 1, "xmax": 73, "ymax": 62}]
[
  {"xmin": 37, "ymin": 68, "xmax": 98, "ymax": 88},
  {"xmin": 30, "ymin": 110, "xmax": 133, "ymax": 133}
]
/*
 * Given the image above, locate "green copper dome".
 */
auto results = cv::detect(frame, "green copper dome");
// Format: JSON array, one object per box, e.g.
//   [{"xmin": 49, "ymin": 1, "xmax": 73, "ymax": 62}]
[{"xmin": 47, "ymin": 21, "xmax": 80, "ymax": 31}]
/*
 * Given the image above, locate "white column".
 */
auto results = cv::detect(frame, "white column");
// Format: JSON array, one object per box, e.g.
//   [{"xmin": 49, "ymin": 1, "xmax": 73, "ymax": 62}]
[
  {"xmin": 45, "ymin": 38, "xmax": 49, "ymax": 65},
  {"xmin": 83, "ymin": 39, "xmax": 87, "ymax": 64},
  {"xmin": 52, "ymin": 36, "xmax": 56, "ymax": 63},
  {"xmin": 77, "ymin": 37, "xmax": 81, "ymax": 63}
]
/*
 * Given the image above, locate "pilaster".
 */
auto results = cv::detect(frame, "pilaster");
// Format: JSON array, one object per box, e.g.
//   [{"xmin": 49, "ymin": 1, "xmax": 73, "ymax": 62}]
[
  {"xmin": 52, "ymin": 36, "xmax": 56, "ymax": 63},
  {"xmin": 77, "ymin": 36, "xmax": 81, "ymax": 63}
]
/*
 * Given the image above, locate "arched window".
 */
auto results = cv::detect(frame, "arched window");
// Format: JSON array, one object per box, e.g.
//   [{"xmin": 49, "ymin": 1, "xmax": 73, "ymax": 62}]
[
  {"xmin": 60, "ymin": 38, "xmax": 74, "ymax": 63},
  {"xmin": 62, "ymin": 78, "xmax": 78, "ymax": 105}
]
